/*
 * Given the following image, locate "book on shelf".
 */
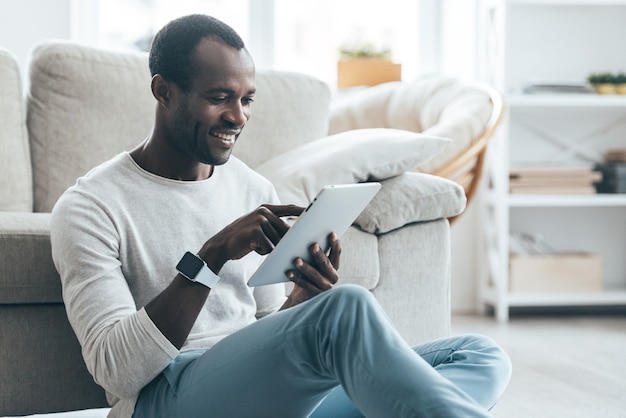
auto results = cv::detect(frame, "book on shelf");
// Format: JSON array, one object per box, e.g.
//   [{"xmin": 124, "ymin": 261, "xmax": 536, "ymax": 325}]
[
  {"xmin": 509, "ymin": 166, "xmax": 601, "ymax": 179},
  {"xmin": 521, "ymin": 81, "xmax": 595, "ymax": 95},
  {"xmin": 509, "ymin": 176, "xmax": 601, "ymax": 188},
  {"xmin": 509, "ymin": 185, "xmax": 597, "ymax": 195},
  {"xmin": 509, "ymin": 165, "xmax": 602, "ymax": 194}
]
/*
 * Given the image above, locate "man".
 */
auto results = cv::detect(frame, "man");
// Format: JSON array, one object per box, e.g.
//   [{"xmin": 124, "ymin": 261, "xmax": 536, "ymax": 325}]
[{"xmin": 51, "ymin": 14, "xmax": 511, "ymax": 418}]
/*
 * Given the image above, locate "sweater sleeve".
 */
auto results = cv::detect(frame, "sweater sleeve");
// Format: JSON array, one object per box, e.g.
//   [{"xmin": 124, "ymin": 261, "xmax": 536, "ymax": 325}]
[
  {"xmin": 51, "ymin": 191, "xmax": 179, "ymax": 400},
  {"xmin": 253, "ymin": 284, "xmax": 287, "ymax": 318}
]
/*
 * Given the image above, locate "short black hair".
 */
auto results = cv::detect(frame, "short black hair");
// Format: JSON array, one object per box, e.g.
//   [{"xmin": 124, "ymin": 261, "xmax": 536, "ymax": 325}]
[{"xmin": 149, "ymin": 14, "xmax": 245, "ymax": 91}]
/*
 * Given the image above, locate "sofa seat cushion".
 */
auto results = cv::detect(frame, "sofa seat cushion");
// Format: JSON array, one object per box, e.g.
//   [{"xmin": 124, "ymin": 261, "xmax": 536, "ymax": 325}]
[
  {"xmin": 0, "ymin": 212, "xmax": 61, "ymax": 304},
  {"xmin": 0, "ymin": 48, "xmax": 32, "ymax": 212},
  {"xmin": 0, "ymin": 212, "xmax": 380, "ymax": 304}
]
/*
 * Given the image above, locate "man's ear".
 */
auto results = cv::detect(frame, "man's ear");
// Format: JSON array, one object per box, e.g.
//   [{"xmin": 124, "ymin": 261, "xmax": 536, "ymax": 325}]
[{"xmin": 151, "ymin": 74, "xmax": 171, "ymax": 107}]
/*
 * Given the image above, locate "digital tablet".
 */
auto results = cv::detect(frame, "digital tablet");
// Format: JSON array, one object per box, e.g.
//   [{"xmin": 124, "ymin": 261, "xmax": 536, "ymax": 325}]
[{"xmin": 247, "ymin": 182, "xmax": 381, "ymax": 287}]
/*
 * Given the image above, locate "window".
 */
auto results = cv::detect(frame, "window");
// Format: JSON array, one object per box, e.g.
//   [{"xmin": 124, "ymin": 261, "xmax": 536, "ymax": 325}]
[
  {"xmin": 78, "ymin": 0, "xmax": 421, "ymax": 85},
  {"xmin": 96, "ymin": 0, "xmax": 248, "ymax": 52},
  {"xmin": 272, "ymin": 0, "xmax": 419, "ymax": 85}
]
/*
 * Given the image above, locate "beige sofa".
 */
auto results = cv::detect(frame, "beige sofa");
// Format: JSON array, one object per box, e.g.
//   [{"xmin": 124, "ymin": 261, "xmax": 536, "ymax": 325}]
[{"xmin": 0, "ymin": 42, "xmax": 469, "ymax": 417}]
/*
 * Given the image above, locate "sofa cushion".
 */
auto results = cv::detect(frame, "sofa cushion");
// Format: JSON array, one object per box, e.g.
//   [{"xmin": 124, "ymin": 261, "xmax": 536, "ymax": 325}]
[
  {"xmin": 328, "ymin": 75, "xmax": 492, "ymax": 174},
  {"xmin": 27, "ymin": 41, "xmax": 154, "ymax": 213},
  {"xmin": 255, "ymin": 128, "xmax": 450, "ymax": 207},
  {"xmin": 26, "ymin": 41, "xmax": 331, "ymax": 212},
  {"xmin": 0, "ymin": 48, "xmax": 32, "ymax": 212},
  {"xmin": 356, "ymin": 172, "xmax": 466, "ymax": 234},
  {"xmin": 233, "ymin": 70, "xmax": 331, "ymax": 169},
  {"xmin": 0, "ymin": 212, "xmax": 61, "ymax": 304}
]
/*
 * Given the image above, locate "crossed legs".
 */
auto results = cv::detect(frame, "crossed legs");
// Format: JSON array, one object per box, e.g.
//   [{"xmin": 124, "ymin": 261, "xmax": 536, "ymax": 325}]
[
  {"xmin": 134, "ymin": 285, "xmax": 511, "ymax": 417},
  {"xmin": 311, "ymin": 333, "xmax": 511, "ymax": 417}
]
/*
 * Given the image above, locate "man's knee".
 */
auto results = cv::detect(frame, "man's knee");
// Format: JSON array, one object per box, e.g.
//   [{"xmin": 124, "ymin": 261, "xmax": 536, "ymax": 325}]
[
  {"xmin": 330, "ymin": 284, "xmax": 373, "ymax": 299},
  {"xmin": 463, "ymin": 334, "xmax": 511, "ymax": 373},
  {"xmin": 316, "ymin": 285, "xmax": 385, "ymax": 329},
  {"xmin": 462, "ymin": 334, "xmax": 512, "ymax": 406},
  {"xmin": 323, "ymin": 284, "xmax": 376, "ymax": 311}
]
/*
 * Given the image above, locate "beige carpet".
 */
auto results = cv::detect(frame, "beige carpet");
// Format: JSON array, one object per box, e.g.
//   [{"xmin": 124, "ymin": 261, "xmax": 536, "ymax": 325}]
[{"xmin": 451, "ymin": 313, "xmax": 626, "ymax": 418}]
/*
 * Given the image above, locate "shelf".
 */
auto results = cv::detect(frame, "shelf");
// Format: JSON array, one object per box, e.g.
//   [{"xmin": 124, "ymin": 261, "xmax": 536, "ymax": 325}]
[
  {"xmin": 484, "ymin": 288, "xmax": 626, "ymax": 307},
  {"xmin": 507, "ymin": 194, "xmax": 626, "ymax": 207},
  {"xmin": 508, "ymin": 290, "xmax": 626, "ymax": 307},
  {"xmin": 509, "ymin": 0, "xmax": 626, "ymax": 6},
  {"xmin": 479, "ymin": 0, "xmax": 626, "ymax": 321},
  {"xmin": 508, "ymin": 94, "xmax": 626, "ymax": 108}
]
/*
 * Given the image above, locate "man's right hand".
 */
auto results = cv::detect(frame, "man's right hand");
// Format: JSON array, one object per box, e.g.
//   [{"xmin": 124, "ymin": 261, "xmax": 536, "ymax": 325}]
[
  {"xmin": 146, "ymin": 204, "xmax": 302, "ymax": 349},
  {"xmin": 197, "ymin": 204, "xmax": 304, "ymax": 273}
]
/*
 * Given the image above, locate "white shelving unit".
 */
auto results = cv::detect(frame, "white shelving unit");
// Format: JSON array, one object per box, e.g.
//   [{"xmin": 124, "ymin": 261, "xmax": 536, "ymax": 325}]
[{"xmin": 477, "ymin": 0, "xmax": 626, "ymax": 321}]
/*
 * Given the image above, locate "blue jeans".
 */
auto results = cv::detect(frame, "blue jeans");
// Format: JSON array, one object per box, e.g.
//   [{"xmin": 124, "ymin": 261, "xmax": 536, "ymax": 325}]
[{"xmin": 134, "ymin": 285, "xmax": 511, "ymax": 417}]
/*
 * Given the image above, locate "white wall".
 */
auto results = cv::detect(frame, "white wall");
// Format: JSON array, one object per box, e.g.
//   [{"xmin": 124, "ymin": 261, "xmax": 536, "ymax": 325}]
[
  {"xmin": 441, "ymin": 0, "xmax": 484, "ymax": 314},
  {"xmin": 451, "ymin": 192, "xmax": 484, "ymax": 313},
  {"xmin": 0, "ymin": 0, "xmax": 72, "ymax": 84}
]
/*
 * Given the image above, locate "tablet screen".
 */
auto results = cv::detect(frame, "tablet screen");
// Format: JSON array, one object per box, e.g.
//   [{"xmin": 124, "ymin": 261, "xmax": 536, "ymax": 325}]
[{"xmin": 247, "ymin": 182, "xmax": 381, "ymax": 287}]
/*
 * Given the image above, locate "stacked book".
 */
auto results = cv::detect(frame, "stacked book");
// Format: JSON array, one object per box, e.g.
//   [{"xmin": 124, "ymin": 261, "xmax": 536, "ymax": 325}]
[
  {"xmin": 522, "ymin": 81, "xmax": 595, "ymax": 95},
  {"xmin": 509, "ymin": 166, "xmax": 602, "ymax": 194}
]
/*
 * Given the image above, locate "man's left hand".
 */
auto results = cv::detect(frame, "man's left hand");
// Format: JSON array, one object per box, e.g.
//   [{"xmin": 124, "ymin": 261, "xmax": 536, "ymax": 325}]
[{"xmin": 281, "ymin": 232, "xmax": 341, "ymax": 309}]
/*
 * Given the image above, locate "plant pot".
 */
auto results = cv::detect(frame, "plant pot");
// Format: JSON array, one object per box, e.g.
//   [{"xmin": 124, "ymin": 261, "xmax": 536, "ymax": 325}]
[
  {"xmin": 337, "ymin": 58, "xmax": 401, "ymax": 89},
  {"xmin": 594, "ymin": 83, "xmax": 616, "ymax": 94},
  {"xmin": 615, "ymin": 84, "xmax": 626, "ymax": 95}
]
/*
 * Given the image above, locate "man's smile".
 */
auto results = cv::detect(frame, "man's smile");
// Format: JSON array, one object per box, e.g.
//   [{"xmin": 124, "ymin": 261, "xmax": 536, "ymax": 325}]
[{"xmin": 210, "ymin": 130, "xmax": 239, "ymax": 144}]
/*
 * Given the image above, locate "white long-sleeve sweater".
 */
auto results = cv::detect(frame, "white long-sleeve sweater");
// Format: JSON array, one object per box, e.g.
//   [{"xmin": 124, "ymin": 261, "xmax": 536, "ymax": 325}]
[{"xmin": 50, "ymin": 152, "xmax": 286, "ymax": 418}]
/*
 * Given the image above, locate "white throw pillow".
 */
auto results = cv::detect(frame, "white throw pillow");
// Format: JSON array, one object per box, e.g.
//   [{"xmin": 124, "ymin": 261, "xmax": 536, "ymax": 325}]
[{"xmin": 255, "ymin": 128, "xmax": 450, "ymax": 206}]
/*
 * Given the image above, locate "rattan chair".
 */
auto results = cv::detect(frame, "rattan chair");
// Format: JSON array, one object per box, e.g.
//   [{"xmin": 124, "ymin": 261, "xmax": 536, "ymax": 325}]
[
  {"xmin": 329, "ymin": 75, "xmax": 504, "ymax": 224},
  {"xmin": 431, "ymin": 81, "xmax": 504, "ymax": 223}
]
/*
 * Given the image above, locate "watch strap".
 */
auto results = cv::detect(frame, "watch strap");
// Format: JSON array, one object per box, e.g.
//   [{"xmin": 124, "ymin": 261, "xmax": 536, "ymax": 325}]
[
  {"xmin": 194, "ymin": 262, "xmax": 220, "ymax": 288},
  {"xmin": 177, "ymin": 251, "xmax": 220, "ymax": 288}
]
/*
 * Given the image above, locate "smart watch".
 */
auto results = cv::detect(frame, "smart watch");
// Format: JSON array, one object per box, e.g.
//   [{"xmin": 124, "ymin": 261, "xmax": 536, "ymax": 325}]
[{"xmin": 176, "ymin": 251, "xmax": 220, "ymax": 288}]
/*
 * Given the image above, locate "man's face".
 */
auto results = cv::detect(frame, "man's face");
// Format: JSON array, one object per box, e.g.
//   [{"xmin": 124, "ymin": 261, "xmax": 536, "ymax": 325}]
[{"xmin": 166, "ymin": 38, "xmax": 256, "ymax": 166}]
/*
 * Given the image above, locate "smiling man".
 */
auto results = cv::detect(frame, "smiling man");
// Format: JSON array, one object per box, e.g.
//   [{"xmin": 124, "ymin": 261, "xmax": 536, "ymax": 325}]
[
  {"xmin": 50, "ymin": 14, "xmax": 510, "ymax": 418},
  {"xmin": 133, "ymin": 30, "xmax": 254, "ymax": 178}
]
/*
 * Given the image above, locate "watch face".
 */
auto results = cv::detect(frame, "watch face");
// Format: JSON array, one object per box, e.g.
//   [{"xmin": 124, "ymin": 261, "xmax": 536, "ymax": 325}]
[{"xmin": 176, "ymin": 252, "xmax": 204, "ymax": 279}]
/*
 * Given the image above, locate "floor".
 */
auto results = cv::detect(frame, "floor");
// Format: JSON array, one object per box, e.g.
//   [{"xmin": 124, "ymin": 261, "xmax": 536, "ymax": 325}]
[{"xmin": 451, "ymin": 313, "xmax": 626, "ymax": 418}]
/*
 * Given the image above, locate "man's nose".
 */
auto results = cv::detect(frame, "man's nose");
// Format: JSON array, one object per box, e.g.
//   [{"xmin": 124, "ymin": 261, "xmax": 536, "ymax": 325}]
[{"xmin": 223, "ymin": 102, "xmax": 249, "ymax": 126}]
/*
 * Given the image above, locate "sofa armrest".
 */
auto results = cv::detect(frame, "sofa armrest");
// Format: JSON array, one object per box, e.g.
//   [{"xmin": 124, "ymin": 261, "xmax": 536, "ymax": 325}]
[
  {"xmin": 0, "ymin": 212, "xmax": 109, "ymax": 415},
  {"xmin": 374, "ymin": 218, "xmax": 452, "ymax": 345},
  {"xmin": 355, "ymin": 172, "xmax": 466, "ymax": 234},
  {"xmin": 0, "ymin": 212, "xmax": 63, "ymax": 304}
]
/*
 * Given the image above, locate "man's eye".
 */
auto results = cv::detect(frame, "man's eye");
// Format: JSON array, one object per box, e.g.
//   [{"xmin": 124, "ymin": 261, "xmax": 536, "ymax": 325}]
[
  {"xmin": 242, "ymin": 97, "xmax": 255, "ymax": 105},
  {"xmin": 211, "ymin": 97, "xmax": 228, "ymax": 103}
]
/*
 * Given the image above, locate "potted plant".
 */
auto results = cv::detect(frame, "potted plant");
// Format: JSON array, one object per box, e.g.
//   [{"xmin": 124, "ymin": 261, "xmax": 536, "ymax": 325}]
[
  {"xmin": 337, "ymin": 42, "xmax": 401, "ymax": 89},
  {"xmin": 613, "ymin": 72, "xmax": 626, "ymax": 95},
  {"xmin": 587, "ymin": 72, "xmax": 616, "ymax": 94}
]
